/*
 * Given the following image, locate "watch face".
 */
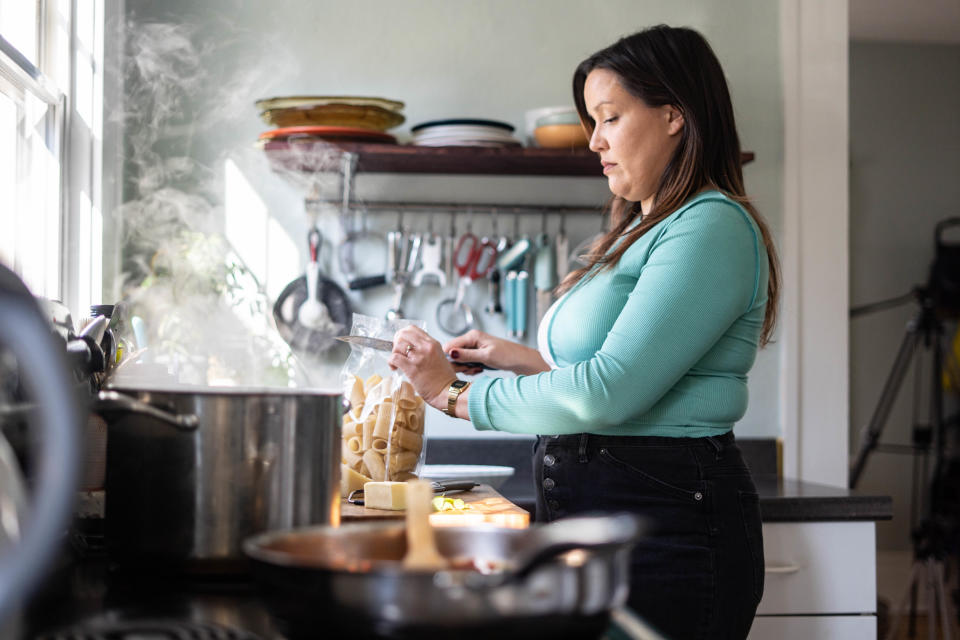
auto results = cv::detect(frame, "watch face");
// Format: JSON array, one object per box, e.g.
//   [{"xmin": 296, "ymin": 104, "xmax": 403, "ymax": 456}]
[{"xmin": 451, "ymin": 380, "xmax": 469, "ymax": 390}]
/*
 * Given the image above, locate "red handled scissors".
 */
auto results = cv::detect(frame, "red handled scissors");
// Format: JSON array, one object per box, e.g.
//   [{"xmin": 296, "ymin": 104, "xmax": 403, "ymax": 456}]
[
  {"xmin": 453, "ymin": 232, "xmax": 498, "ymax": 280},
  {"xmin": 436, "ymin": 233, "xmax": 498, "ymax": 335}
]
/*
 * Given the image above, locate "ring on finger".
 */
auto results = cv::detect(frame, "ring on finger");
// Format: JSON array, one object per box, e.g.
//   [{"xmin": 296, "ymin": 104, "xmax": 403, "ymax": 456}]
[{"xmin": 404, "ymin": 344, "xmax": 414, "ymax": 356}]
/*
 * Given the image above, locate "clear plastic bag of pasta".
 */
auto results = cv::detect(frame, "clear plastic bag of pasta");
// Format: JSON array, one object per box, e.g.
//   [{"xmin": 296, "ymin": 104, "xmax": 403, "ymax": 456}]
[{"xmin": 339, "ymin": 313, "xmax": 427, "ymax": 484}]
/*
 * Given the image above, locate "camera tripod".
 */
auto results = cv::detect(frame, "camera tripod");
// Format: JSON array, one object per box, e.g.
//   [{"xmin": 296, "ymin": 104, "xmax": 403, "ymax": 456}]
[
  {"xmin": 849, "ymin": 287, "xmax": 959, "ymax": 639},
  {"xmin": 883, "ymin": 519, "xmax": 958, "ymax": 640}
]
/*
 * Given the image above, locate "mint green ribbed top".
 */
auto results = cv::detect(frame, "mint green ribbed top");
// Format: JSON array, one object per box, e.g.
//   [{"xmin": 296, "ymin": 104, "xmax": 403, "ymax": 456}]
[{"xmin": 468, "ymin": 190, "xmax": 769, "ymax": 438}]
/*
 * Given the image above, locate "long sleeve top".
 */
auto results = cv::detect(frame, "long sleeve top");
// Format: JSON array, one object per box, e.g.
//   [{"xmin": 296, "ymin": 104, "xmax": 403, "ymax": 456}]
[{"xmin": 467, "ymin": 190, "xmax": 769, "ymax": 438}]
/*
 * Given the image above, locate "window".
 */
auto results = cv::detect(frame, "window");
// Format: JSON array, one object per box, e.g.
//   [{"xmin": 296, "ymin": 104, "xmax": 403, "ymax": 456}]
[
  {"xmin": 0, "ymin": 1, "xmax": 104, "ymax": 315},
  {"xmin": 0, "ymin": 1, "xmax": 40, "ymax": 66},
  {"xmin": 0, "ymin": 1, "xmax": 64, "ymax": 300}
]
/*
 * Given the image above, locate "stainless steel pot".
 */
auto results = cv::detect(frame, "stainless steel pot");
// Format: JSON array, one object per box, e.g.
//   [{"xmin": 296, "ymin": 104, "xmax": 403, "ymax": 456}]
[
  {"xmin": 94, "ymin": 386, "xmax": 342, "ymax": 569},
  {"xmin": 243, "ymin": 514, "xmax": 643, "ymax": 640}
]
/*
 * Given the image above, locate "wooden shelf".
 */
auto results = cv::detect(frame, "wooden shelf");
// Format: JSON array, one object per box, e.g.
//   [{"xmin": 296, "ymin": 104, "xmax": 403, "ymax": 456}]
[{"xmin": 261, "ymin": 140, "xmax": 755, "ymax": 177}]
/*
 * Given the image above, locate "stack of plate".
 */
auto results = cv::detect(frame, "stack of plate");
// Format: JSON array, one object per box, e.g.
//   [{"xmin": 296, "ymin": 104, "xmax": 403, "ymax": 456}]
[
  {"xmin": 410, "ymin": 118, "xmax": 521, "ymax": 147},
  {"xmin": 255, "ymin": 96, "xmax": 405, "ymax": 144},
  {"xmin": 258, "ymin": 125, "xmax": 396, "ymax": 145}
]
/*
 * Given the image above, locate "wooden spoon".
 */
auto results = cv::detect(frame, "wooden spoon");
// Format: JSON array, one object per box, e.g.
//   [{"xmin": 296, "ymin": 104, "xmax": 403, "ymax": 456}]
[{"xmin": 402, "ymin": 480, "xmax": 448, "ymax": 570}]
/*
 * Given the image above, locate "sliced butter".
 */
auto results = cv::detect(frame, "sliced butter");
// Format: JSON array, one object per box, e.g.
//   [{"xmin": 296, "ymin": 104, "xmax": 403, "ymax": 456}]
[
  {"xmin": 363, "ymin": 481, "xmax": 407, "ymax": 510},
  {"xmin": 341, "ymin": 464, "xmax": 372, "ymax": 499}
]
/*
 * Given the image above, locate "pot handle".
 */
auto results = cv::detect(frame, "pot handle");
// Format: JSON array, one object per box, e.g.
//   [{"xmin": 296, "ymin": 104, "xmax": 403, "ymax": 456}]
[
  {"xmin": 488, "ymin": 513, "xmax": 644, "ymax": 586},
  {"xmin": 94, "ymin": 390, "xmax": 199, "ymax": 431}
]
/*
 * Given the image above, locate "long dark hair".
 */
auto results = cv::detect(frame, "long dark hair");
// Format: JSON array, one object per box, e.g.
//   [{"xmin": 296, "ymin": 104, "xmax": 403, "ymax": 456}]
[{"xmin": 564, "ymin": 25, "xmax": 780, "ymax": 346}]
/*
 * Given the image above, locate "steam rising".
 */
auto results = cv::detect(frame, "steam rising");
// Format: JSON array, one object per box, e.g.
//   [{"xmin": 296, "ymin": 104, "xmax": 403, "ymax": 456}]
[{"xmin": 108, "ymin": 17, "xmax": 332, "ymax": 389}]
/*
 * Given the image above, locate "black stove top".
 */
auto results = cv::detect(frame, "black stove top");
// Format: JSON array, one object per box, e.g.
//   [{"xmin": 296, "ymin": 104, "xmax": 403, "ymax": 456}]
[
  {"xmin": 25, "ymin": 552, "xmax": 283, "ymax": 640},
  {"xmin": 25, "ymin": 541, "xmax": 657, "ymax": 640},
  {"xmin": 37, "ymin": 618, "xmax": 263, "ymax": 640}
]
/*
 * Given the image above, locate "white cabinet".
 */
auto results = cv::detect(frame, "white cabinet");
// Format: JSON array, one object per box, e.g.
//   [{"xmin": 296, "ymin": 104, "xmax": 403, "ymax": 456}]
[
  {"xmin": 748, "ymin": 521, "xmax": 878, "ymax": 640},
  {"xmin": 749, "ymin": 616, "xmax": 876, "ymax": 639}
]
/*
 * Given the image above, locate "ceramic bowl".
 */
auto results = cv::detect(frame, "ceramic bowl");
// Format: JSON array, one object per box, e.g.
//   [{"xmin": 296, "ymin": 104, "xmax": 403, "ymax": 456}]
[{"xmin": 533, "ymin": 123, "xmax": 589, "ymax": 148}]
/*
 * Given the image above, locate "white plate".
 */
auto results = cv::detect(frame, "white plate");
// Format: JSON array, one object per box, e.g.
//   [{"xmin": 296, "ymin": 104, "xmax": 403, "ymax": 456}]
[
  {"xmin": 414, "ymin": 124, "xmax": 515, "ymax": 135},
  {"xmin": 412, "ymin": 139, "xmax": 522, "ymax": 147},
  {"xmin": 412, "ymin": 133, "xmax": 520, "ymax": 144},
  {"xmin": 420, "ymin": 464, "xmax": 515, "ymax": 490}
]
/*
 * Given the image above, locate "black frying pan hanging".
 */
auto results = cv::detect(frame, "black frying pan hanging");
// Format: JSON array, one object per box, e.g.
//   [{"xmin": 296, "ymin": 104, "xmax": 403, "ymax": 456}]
[{"xmin": 273, "ymin": 229, "xmax": 352, "ymax": 355}]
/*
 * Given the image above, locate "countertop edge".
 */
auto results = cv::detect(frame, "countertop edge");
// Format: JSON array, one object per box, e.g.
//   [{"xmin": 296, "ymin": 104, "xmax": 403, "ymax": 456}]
[
  {"xmin": 507, "ymin": 494, "xmax": 894, "ymax": 523},
  {"xmin": 759, "ymin": 495, "xmax": 894, "ymax": 522}
]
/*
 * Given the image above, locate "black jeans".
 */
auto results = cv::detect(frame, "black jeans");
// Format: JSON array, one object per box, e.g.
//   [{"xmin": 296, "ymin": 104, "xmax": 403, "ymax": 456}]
[{"xmin": 533, "ymin": 432, "xmax": 764, "ymax": 640}]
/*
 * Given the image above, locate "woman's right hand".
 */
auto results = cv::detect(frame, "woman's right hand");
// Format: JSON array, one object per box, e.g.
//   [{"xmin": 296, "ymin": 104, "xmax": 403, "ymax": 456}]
[{"xmin": 444, "ymin": 330, "xmax": 551, "ymax": 376}]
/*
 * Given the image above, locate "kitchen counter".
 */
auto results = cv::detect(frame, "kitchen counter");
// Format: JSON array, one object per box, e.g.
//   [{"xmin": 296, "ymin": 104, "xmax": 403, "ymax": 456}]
[
  {"xmin": 425, "ymin": 437, "xmax": 893, "ymax": 524},
  {"xmin": 501, "ymin": 476, "xmax": 892, "ymax": 524},
  {"xmin": 754, "ymin": 474, "xmax": 893, "ymax": 522}
]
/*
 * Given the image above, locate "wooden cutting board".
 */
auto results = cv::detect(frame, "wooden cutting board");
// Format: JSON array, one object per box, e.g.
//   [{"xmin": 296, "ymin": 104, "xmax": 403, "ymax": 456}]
[{"xmin": 340, "ymin": 484, "xmax": 530, "ymax": 529}]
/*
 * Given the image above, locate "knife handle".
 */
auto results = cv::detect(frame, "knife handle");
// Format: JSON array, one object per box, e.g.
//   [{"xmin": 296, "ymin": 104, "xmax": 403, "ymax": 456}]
[
  {"xmin": 452, "ymin": 360, "xmax": 494, "ymax": 371},
  {"xmin": 432, "ymin": 480, "xmax": 480, "ymax": 493}
]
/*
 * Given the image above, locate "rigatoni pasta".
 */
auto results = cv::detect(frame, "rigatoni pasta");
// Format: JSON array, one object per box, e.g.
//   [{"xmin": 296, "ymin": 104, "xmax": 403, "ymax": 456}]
[
  {"xmin": 362, "ymin": 449, "xmax": 386, "ymax": 482},
  {"xmin": 340, "ymin": 371, "xmax": 427, "ymax": 483},
  {"xmin": 339, "ymin": 314, "xmax": 429, "ymax": 486}
]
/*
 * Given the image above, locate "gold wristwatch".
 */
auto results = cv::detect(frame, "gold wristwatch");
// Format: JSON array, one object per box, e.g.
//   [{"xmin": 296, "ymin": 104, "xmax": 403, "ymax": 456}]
[{"xmin": 446, "ymin": 379, "xmax": 471, "ymax": 417}]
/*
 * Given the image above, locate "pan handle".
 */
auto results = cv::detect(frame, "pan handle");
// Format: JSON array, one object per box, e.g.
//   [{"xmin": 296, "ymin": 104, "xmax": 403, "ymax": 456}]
[
  {"xmin": 93, "ymin": 390, "xmax": 199, "ymax": 431},
  {"xmin": 348, "ymin": 274, "xmax": 387, "ymax": 290},
  {"xmin": 471, "ymin": 512, "xmax": 644, "ymax": 587}
]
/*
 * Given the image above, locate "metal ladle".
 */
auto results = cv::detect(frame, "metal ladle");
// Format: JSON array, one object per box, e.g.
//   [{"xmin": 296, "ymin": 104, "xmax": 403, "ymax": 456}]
[
  {"xmin": 436, "ymin": 291, "xmax": 475, "ymax": 336},
  {"xmin": 436, "ymin": 232, "xmax": 497, "ymax": 335},
  {"xmin": 298, "ymin": 229, "xmax": 333, "ymax": 330}
]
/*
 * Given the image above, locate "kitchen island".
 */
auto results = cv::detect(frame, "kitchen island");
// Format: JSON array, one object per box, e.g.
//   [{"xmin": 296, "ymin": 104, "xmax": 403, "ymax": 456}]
[{"xmin": 24, "ymin": 478, "xmax": 890, "ymax": 640}]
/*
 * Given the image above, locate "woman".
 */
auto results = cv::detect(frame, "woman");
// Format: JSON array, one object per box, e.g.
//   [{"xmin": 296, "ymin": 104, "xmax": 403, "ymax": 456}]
[{"xmin": 389, "ymin": 24, "xmax": 779, "ymax": 640}]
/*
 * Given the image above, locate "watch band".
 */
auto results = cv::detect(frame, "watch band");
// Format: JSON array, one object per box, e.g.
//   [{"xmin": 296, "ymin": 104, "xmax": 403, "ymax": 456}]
[{"xmin": 446, "ymin": 379, "xmax": 471, "ymax": 417}]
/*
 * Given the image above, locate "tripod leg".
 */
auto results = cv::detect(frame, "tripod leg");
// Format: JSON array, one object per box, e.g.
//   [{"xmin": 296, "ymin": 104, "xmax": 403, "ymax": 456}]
[
  {"xmin": 910, "ymin": 562, "xmax": 920, "ymax": 639},
  {"xmin": 887, "ymin": 561, "xmax": 927, "ymax": 640},
  {"xmin": 936, "ymin": 561, "xmax": 955, "ymax": 640},
  {"xmin": 850, "ymin": 324, "xmax": 922, "ymax": 487},
  {"xmin": 929, "ymin": 559, "xmax": 939, "ymax": 640}
]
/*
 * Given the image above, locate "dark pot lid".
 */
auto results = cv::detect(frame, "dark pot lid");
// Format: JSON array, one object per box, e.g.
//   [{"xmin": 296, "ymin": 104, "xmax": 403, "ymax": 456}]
[{"xmin": 411, "ymin": 118, "xmax": 515, "ymax": 133}]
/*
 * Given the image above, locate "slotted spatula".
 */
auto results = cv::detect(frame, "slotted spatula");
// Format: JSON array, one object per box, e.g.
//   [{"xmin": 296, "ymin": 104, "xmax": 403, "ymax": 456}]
[{"xmin": 402, "ymin": 480, "xmax": 448, "ymax": 570}]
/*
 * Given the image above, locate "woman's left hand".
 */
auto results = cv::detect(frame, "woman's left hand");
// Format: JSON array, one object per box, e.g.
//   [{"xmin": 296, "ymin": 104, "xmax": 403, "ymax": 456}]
[{"xmin": 388, "ymin": 325, "xmax": 458, "ymax": 412}]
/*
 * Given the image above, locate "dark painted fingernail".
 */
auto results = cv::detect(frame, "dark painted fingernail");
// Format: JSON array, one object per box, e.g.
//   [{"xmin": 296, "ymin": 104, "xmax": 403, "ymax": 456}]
[{"xmin": 450, "ymin": 350, "xmax": 459, "ymax": 359}]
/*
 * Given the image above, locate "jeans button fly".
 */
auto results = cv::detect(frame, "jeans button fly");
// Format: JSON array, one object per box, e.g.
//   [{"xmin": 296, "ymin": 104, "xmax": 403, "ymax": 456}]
[
  {"xmin": 542, "ymin": 477, "xmax": 556, "ymax": 491},
  {"xmin": 543, "ymin": 454, "xmax": 556, "ymax": 467}
]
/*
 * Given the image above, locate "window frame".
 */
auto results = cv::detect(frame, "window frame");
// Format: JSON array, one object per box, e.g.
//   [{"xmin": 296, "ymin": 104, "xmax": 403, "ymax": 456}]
[
  {"xmin": 0, "ymin": 1, "xmax": 108, "ymax": 321},
  {"xmin": 0, "ymin": 31, "xmax": 67, "ymax": 301}
]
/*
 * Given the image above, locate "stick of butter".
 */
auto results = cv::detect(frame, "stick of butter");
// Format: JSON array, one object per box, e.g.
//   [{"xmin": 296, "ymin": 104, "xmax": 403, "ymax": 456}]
[
  {"xmin": 363, "ymin": 481, "xmax": 407, "ymax": 510},
  {"xmin": 341, "ymin": 464, "xmax": 372, "ymax": 499}
]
